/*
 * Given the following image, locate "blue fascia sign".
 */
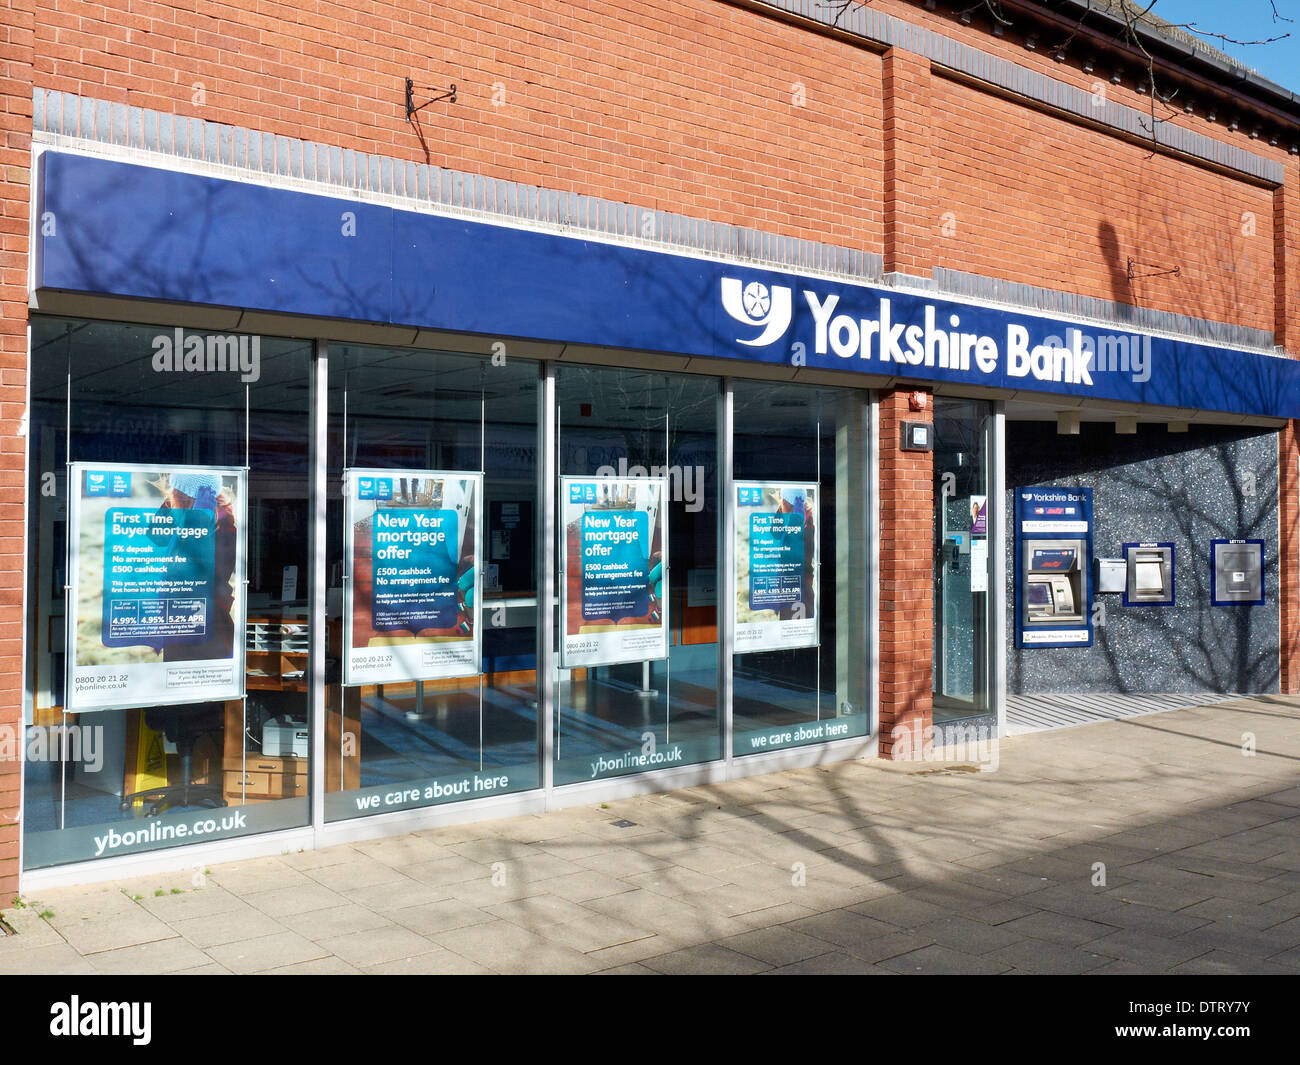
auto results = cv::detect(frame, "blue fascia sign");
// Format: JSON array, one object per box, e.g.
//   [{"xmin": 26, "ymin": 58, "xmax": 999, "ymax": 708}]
[{"xmin": 33, "ymin": 149, "xmax": 1300, "ymax": 419}]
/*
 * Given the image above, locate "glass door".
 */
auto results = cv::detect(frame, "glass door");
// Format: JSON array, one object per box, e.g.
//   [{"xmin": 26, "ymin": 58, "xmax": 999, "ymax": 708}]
[{"xmin": 933, "ymin": 398, "xmax": 992, "ymax": 721}]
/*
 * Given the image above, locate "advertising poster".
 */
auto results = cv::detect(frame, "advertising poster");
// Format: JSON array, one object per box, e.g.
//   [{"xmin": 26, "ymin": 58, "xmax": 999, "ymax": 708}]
[
  {"xmin": 344, "ymin": 469, "xmax": 482, "ymax": 685},
  {"xmin": 733, "ymin": 481, "xmax": 819, "ymax": 653},
  {"xmin": 561, "ymin": 476, "xmax": 668, "ymax": 668},
  {"xmin": 66, "ymin": 462, "xmax": 247, "ymax": 712}
]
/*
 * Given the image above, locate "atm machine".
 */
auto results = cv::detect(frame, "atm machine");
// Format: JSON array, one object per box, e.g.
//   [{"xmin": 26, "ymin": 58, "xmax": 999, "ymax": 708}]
[{"xmin": 1023, "ymin": 542, "xmax": 1086, "ymax": 627}]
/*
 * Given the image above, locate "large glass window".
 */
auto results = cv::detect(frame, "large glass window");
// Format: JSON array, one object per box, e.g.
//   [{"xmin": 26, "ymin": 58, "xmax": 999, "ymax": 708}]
[
  {"xmin": 731, "ymin": 382, "xmax": 870, "ymax": 755},
  {"xmin": 553, "ymin": 365, "xmax": 721, "ymax": 784},
  {"xmin": 324, "ymin": 346, "xmax": 541, "ymax": 819},
  {"xmin": 24, "ymin": 316, "xmax": 313, "ymax": 868},
  {"xmin": 23, "ymin": 319, "xmax": 882, "ymax": 867}
]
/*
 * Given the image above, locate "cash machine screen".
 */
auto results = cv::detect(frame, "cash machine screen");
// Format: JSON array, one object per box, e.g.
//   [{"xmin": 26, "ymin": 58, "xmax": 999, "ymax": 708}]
[
  {"xmin": 1026, "ymin": 583, "xmax": 1051, "ymax": 607},
  {"xmin": 1030, "ymin": 548, "xmax": 1076, "ymax": 571}
]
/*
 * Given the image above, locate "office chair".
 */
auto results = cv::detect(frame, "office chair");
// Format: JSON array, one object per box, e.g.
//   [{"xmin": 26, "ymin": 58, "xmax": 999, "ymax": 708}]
[{"xmin": 120, "ymin": 702, "xmax": 228, "ymax": 815}]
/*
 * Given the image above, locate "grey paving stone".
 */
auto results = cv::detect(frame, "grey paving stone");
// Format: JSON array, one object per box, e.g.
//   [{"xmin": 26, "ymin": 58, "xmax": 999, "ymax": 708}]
[
  {"xmin": 280, "ymin": 904, "xmax": 398, "ymax": 940},
  {"xmin": 395, "ymin": 855, "xmax": 493, "ymax": 886},
  {"xmin": 986, "ymin": 938, "xmax": 1117, "ymax": 974},
  {"xmin": 138, "ymin": 887, "xmax": 247, "ymax": 921},
  {"xmin": 763, "ymin": 951, "xmax": 892, "ymax": 975},
  {"xmin": 640, "ymin": 943, "xmax": 772, "ymax": 975},
  {"xmin": 879, "ymin": 944, "xmax": 1013, "ymax": 975},
  {"xmin": 341, "ymin": 876, "xmax": 444, "ymax": 912},
  {"xmin": 364, "ymin": 949, "xmax": 494, "ymax": 975},
  {"xmin": 433, "ymin": 919, "xmax": 600, "ymax": 974},
  {"xmin": 530, "ymin": 869, "xmax": 638, "ymax": 903},
  {"xmin": 258, "ymin": 956, "xmax": 365, "ymax": 975},
  {"xmin": 205, "ymin": 931, "xmax": 330, "ymax": 973},
  {"xmin": 540, "ymin": 913, "xmax": 658, "ymax": 954},
  {"xmin": 306, "ymin": 858, "xmax": 410, "ymax": 893},
  {"xmin": 170, "ymin": 907, "xmax": 288, "ymax": 948},
  {"xmin": 85, "ymin": 931, "xmax": 210, "ymax": 972},
  {"xmin": 484, "ymin": 893, "xmax": 598, "ymax": 927},
  {"xmin": 718, "ymin": 926, "xmax": 835, "ymax": 966},
  {"xmin": 847, "ymin": 893, "xmax": 954, "ymax": 929},
  {"xmin": 1166, "ymin": 949, "xmax": 1300, "ymax": 976},
  {"xmin": 241, "ymin": 883, "xmax": 349, "ymax": 918},
  {"xmin": 998, "ymin": 910, "xmax": 1120, "ymax": 946},
  {"xmin": 1174, "ymin": 922, "xmax": 1300, "ymax": 961},
  {"xmin": 0, "ymin": 942, "xmax": 99, "ymax": 974},
  {"xmin": 316, "ymin": 925, "xmax": 438, "ymax": 967},
  {"xmin": 389, "ymin": 898, "xmax": 497, "ymax": 936},
  {"xmin": 1083, "ymin": 928, "xmax": 1213, "ymax": 969},
  {"xmin": 915, "ymin": 915, "xmax": 1026, "ymax": 954}
]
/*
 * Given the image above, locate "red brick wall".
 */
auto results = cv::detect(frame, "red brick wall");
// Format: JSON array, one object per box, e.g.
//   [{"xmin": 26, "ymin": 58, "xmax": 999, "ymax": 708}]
[
  {"xmin": 34, "ymin": 0, "xmax": 885, "ymax": 253},
  {"xmin": 0, "ymin": 0, "xmax": 33, "ymax": 900},
  {"xmin": 931, "ymin": 75, "xmax": 1276, "ymax": 333},
  {"xmin": 877, "ymin": 389, "xmax": 933, "ymax": 758},
  {"xmin": 882, "ymin": 47, "xmax": 934, "ymax": 279}
]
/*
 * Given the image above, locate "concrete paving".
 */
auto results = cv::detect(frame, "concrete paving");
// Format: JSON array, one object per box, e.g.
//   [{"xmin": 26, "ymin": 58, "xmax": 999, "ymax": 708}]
[{"xmin": 2, "ymin": 694, "xmax": 1298, "ymax": 974}]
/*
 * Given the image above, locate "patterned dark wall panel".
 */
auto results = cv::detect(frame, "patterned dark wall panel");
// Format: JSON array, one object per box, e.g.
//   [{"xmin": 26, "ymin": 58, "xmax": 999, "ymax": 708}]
[{"xmin": 1005, "ymin": 422, "xmax": 1280, "ymax": 694}]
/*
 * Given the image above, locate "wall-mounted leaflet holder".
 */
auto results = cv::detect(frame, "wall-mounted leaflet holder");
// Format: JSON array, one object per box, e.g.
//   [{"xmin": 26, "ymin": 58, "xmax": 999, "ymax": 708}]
[
  {"xmin": 1210, "ymin": 539, "xmax": 1264, "ymax": 606},
  {"xmin": 1122, "ymin": 542, "xmax": 1174, "ymax": 607},
  {"xmin": 1015, "ymin": 486, "xmax": 1093, "ymax": 647}
]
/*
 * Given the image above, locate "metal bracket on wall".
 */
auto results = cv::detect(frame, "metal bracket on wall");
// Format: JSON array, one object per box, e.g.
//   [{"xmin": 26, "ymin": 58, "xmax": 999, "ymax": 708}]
[
  {"xmin": 405, "ymin": 77, "xmax": 457, "ymax": 121},
  {"xmin": 1127, "ymin": 257, "xmax": 1181, "ymax": 282}
]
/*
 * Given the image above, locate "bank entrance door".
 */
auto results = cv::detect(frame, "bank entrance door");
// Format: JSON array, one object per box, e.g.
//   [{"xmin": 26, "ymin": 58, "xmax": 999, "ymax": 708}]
[{"xmin": 933, "ymin": 398, "xmax": 992, "ymax": 722}]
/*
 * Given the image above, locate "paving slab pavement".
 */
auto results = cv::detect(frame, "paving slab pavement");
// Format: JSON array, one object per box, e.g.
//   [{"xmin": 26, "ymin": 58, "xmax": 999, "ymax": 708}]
[{"xmin": 2, "ymin": 694, "xmax": 1298, "ymax": 975}]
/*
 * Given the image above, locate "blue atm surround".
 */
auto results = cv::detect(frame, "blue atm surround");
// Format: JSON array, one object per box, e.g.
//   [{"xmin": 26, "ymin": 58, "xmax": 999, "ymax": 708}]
[
  {"xmin": 32, "ymin": 149, "xmax": 1300, "ymax": 420},
  {"xmin": 1015, "ymin": 487, "xmax": 1094, "ymax": 648}
]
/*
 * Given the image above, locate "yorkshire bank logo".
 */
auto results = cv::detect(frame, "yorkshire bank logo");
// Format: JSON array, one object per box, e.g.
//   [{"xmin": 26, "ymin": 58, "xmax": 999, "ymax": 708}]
[
  {"xmin": 718, "ymin": 276, "xmax": 1152, "ymax": 386},
  {"xmin": 720, "ymin": 278, "xmax": 793, "ymax": 347}
]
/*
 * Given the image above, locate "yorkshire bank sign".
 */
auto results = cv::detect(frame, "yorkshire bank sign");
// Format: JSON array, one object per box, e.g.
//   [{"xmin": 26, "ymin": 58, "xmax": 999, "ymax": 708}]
[
  {"xmin": 721, "ymin": 276, "xmax": 1147, "ymax": 385},
  {"xmin": 36, "ymin": 149, "xmax": 1300, "ymax": 419}
]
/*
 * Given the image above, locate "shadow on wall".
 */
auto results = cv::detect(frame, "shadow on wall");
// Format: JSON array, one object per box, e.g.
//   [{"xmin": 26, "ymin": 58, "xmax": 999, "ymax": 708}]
[{"xmin": 1005, "ymin": 421, "xmax": 1280, "ymax": 696}]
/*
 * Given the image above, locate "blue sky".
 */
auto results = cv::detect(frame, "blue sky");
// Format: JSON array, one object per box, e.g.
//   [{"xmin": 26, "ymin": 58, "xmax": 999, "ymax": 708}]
[{"xmin": 1153, "ymin": 0, "xmax": 1300, "ymax": 89}]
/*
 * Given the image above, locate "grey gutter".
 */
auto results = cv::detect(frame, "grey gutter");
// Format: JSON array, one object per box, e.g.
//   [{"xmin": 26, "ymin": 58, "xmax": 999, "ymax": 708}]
[{"xmin": 1040, "ymin": 0, "xmax": 1300, "ymax": 120}]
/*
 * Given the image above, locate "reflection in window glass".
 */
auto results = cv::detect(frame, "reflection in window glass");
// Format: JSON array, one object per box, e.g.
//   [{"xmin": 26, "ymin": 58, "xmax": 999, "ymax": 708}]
[
  {"xmin": 731, "ymin": 382, "xmax": 869, "ymax": 756},
  {"xmin": 324, "ymin": 346, "xmax": 541, "ymax": 819},
  {"xmin": 24, "ymin": 316, "xmax": 313, "ymax": 869},
  {"xmin": 553, "ymin": 366, "xmax": 720, "ymax": 784}
]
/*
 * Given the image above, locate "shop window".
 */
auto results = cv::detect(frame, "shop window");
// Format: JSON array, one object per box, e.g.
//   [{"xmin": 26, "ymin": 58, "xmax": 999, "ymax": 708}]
[
  {"xmin": 23, "ymin": 316, "xmax": 313, "ymax": 868},
  {"xmin": 323, "ymin": 346, "xmax": 541, "ymax": 820},
  {"xmin": 731, "ymin": 382, "xmax": 870, "ymax": 756},
  {"xmin": 553, "ymin": 365, "xmax": 721, "ymax": 784}
]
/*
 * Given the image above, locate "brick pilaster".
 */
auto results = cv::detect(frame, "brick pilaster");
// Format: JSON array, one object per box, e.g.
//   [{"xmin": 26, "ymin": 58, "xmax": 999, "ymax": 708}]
[
  {"xmin": 882, "ymin": 47, "xmax": 934, "ymax": 281},
  {"xmin": 877, "ymin": 388, "xmax": 934, "ymax": 759},
  {"xmin": 0, "ymin": 0, "xmax": 33, "ymax": 898}
]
